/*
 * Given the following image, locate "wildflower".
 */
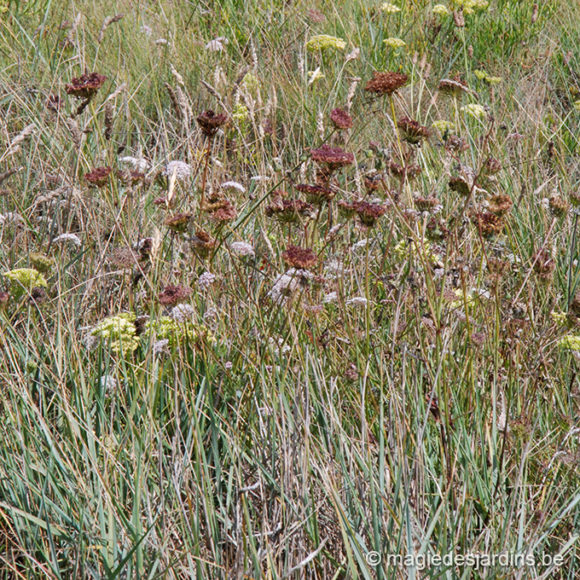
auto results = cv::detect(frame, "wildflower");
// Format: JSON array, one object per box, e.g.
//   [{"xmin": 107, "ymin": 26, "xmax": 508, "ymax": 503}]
[
  {"xmin": 551, "ymin": 311, "xmax": 568, "ymax": 325},
  {"xmin": 295, "ymin": 183, "xmax": 336, "ymax": 205},
  {"xmin": 196, "ymin": 110, "xmax": 228, "ymax": 137},
  {"xmin": 119, "ymin": 156, "xmax": 150, "ymax": 172},
  {"xmin": 338, "ymin": 200, "xmax": 358, "ymax": 219},
  {"xmin": 364, "ymin": 71, "xmax": 408, "ymax": 96},
  {"xmin": 171, "ymin": 303, "xmax": 196, "ymax": 322},
  {"xmin": 354, "ymin": 200, "xmax": 387, "ymax": 227},
  {"xmin": 65, "ymin": 72, "xmax": 107, "ymax": 100},
  {"xmin": 449, "ymin": 175, "xmax": 471, "ymax": 196},
  {"xmin": 85, "ymin": 166, "xmax": 112, "ymax": 187},
  {"xmin": 388, "ymin": 161, "xmax": 422, "ymax": 181},
  {"xmin": 483, "ymin": 156, "xmax": 502, "ymax": 175},
  {"xmin": 471, "ymin": 211, "xmax": 504, "ymax": 238},
  {"xmin": 29, "ymin": 253, "xmax": 54, "ymax": 273},
  {"xmin": 474, "ymin": 69, "xmax": 488, "ymax": 81},
  {"xmin": 397, "ymin": 117, "xmax": 430, "ymax": 144},
  {"xmin": 205, "ymin": 37, "xmax": 227, "ymax": 52},
  {"xmin": 549, "ymin": 196, "xmax": 570, "ymax": 218},
  {"xmin": 282, "ymin": 245, "xmax": 318, "ymax": 270},
  {"xmin": 438, "ymin": 76, "xmax": 470, "ymax": 97},
  {"xmin": 461, "ymin": 103, "xmax": 488, "ymax": 121},
  {"xmin": 485, "ymin": 76, "xmax": 502, "ymax": 85},
  {"xmin": 108, "ymin": 247, "xmax": 139, "ymax": 270},
  {"xmin": 382, "ymin": 3, "xmax": 401, "ymax": 13},
  {"xmin": 558, "ymin": 335, "xmax": 580, "ymax": 352},
  {"xmin": 445, "ymin": 134, "xmax": 469, "ymax": 153},
  {"xmin": 92, "ymin": 313, "xmax": 139, "ymax": 355},
  {"xmin": 53, "ymin": 233, "xmax": 81, "ymax": 247},
  {"xmin": 533, "ymin": 251, "xmax": 555, "ymax": 284},
  {"xmin": 384, "ymin": 37, "xmax": 406, "ymax": 49},
  {"xmin": 163, "ymin": 160, "xmax": 192, "ymax": 180},
  {"xmin": 426, "ymin": 217, "xmax": 449, "ymax": 241},
  {"xmin": 153, "ymin": 339, "xmax": 170, "ymax": 355},
  {"xmin": 487, "ymin": 194, "xmax": 513, "ymax": 216},
  {"xmin": 220, "ymin": 181, "xmax": 246, "ymax": 194},
  {"xmin": 448, "ymin": 288, "xmax": 476, "ymax": 309},
  {"xmin": 310, "ymin": 144, "xmax": 354, "ymax": 174},
  {"xmin": 306, "ymin": 34, "xmax": 346, "ymax": 52},
  {"xmin": 100, "ymin": 375, "xmax": 118, "ymax": 392},
  {"xmin": 346, "ymin": 296, "xmax": 368, "ymax": 307},
  {"xmin": 307, "ymin": 68, "xmax": 325, "ymax": 85},
  {"xmin": 3, "ymin": 268, "xmax": 48, "ymax": 299},
  {"xmin": 211, "ymin": 200, "xmax": 237, "ymax": 223},
  {"xmin": 574, "ymin": 100, "xmax": 580, "ymax": 112},
  {"xmin": 329, "ymin": 108, "xmax": 353, "ymax": 130},
  {"xmin": 323, "ymin": 291, "xmax": 338, "ymax": 303},
  {"xmin": 266, "ymin": 195, "xmax": 313, "ymax": 223},
  {"xmin": 190, "ymin": 229, "xmax": 216, "ymax": 259},
  {"xmin": 135, "ymin": 237, "xmax": 154, "ymax": 261},
  {"xmin": 414, "ymin": 196, "xmax": 440, "ymax": 212},
  {"xmin": 268, "ymin": 268, "xmax": 314, "ymax": 304},
  {"xmin": 145, "ymin": 316, "xmax": 215, "ymax": 349},
  {"xmin": 165, "ymin": 212, "xmax": 193, "ymax": 233},
  {"xmin": 433, "ymin": 4, "xmax": 450, "ymax": 15},
  {"xmin": 569, "ymin": 191, "xmax": 580, "ymax": 207},
  {"xmin": 232, "ymin": 103, "xmax": 249, "ymax": 125},
  {"xmin": 230, "ymin": 241, "xmax": 255, "ymax": 258},
  {"xmin": 432, "ymin": 120, "xmax": 455, "ymax": 134},
  {"xmin": 197, "ymin": 271, "xmax": 216, "ymax": 290},
  {"xmin": 158, "ymin": 284, "xmax": 192, "ymax": 306},
  {"xmin": 117, "ymin": 169, "xmax": 146, "ymax": 186}
]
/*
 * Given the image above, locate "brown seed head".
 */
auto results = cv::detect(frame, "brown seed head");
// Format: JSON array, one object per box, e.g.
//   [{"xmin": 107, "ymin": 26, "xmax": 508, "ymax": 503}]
[
  {"xmin": 354, "ymin": 201, "xmax": 387, "ymax": 227},
  {"xmin": 65, "ymin": 72, "xmax": 107, "ymax": 100},
  {"xmin": 549, "ymin": 196, "xmax": 570, "ymax": 218},
  {"xmin": 471, "ymin": 211, "xmax": 504, "ymax": 238},
  {"xmin": 449, "ymin": 175, "xmax": 471, "ymax": 196},
  {"xmin": 282, "ymin": 245, "xmax": 318, "ymax": 270},
  {"xmin": 295, "ymin": 183, "xmax": 336, "ymax": 204},
  {"xmin": 266, "ymin": 196, "xmax": 313, "ymax": 223},
  {"xmin": 196, "ymin": 110, "xmax": 229, "ymax": 137},
  {"xmin": 164, "ymin": 212, "xmax": 193, "ymax": 232},
  {"xmin": 364, "ymin": 71, "xmax": 408, "ymax": 96},
  {"xmin": 158, "ymin": 284, "xmax": 192, "ymax": 306},
  {"xmin": 488, "ymin": 194, "xmax": 513, "ymax": 217},
  {"xmin": 310, "ymin": 145, "xmax": 354, "ymax": 171},
  {"xmin": 329, "ymin": 108, "xmax": 353, "ymax": 130},
  {"xmin": 85, "ymin": 166, "xmax": 112, "ymax": 187},
  {"xmin": 397, "ymin": 116, "xmax": 430, "ymax": 144}
]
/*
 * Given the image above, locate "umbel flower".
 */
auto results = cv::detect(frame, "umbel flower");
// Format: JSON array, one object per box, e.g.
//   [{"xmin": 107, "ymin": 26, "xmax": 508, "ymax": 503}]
[
  {"xmin": 3, "ymin": 268, "xmax": 48, "ymax": 299},
  {"xmin": 85, "ymin": 166, "xmax": 112, "ymax": 187},
  {"xmin": 306, "ymin": 34, "xmax": 346, "ymax": 52},
  {"xmin": 310, "ymin": 145, "xmax": 354, "ymax": 172},
  {"xmin": 487, "ymin": 194, "xmax": 513, "ymax": 217},
  {"xmin": 295, "ymin": 183, "xmax": 336, "ymax": 205},
  {"xmin": 165, "ymin": 212, "xmax": 193, "ymax": 233},
  {"xmin": 354, "ymin": 200, "xmax": 387, "ymax": 227},
  {"xmin": 92, "ymin": 313, "xmax": 139, "ymax": 355},
  {"xmin": 471, "ymin": 211, "xmax": 504, "ymax": 238},
  {"xmin": 158, "ymin": 284, "xmax": 192, "ymax": 306},
  {"xmin": 65, "ymin": 72, "xmax": 107, "ymax": 100},
  {"xmin": 364, "ymin": 71, "xmax": 408, "ymax": 96},
  {"xmin": 266, "ymin": 195, "xmax": 313, "ymax": 223},
  {"xmin": 329, "ymin": 108, "xmax": 353, "ymax": 130},
  {"xmin": 196, "ymin": 110, "xmax": 228, "ymax": 137},
  {"xmin": 397, "ymin": 117, "xmax": 430, "ymax": 144},
  {"xmin": 282, "ymin": 245, "xmax": 318, "ymax": 270},
  {"xmin": 190, "ymin": 229, "xmax": 216, "ymax": 259},
  {"xmin": 438, "ymin": 76, "xmax": 469, "ymax": 97}
]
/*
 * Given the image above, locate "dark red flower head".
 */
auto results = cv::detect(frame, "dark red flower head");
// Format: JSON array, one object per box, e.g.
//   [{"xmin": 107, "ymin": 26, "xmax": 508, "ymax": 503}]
[{"xmin": 65, "ymin": 73, "xmax": 107, "ymax": 100}]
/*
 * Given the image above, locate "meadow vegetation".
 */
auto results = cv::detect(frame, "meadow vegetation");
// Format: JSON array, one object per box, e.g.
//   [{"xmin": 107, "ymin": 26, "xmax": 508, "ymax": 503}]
[{"xmin": 0, "ymin": 0, "xmax": 579, "ymax": 577}]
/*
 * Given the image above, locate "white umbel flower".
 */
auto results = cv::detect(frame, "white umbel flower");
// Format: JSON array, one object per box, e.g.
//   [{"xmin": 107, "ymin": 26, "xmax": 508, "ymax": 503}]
[
  {"xmin": 230, "ymin": 241, "xmax": 255, "ymax": 257},
  {"xmin": 163, "ymin": 160, "xmax": 192, "ymax": 180}
]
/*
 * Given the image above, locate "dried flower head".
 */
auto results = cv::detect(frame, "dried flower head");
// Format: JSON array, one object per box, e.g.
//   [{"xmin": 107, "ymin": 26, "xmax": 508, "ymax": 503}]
[
  {"xmin": 282, "ymin": 245, "xmax": 318, "ymax": 270},
  {"xmin": 471, "ymin": 211, "xmax": 504, "ymax": 238},
  {"xmin": 487, "ymin": 194, "xmax": 513, "ymax": 216},
  {"xmin": 85, "ymin": 166, "xmax": 112, "ymax": 187},
  {"xmin": 533, "ymin": 249, "xmax": 556, "ymax": 281},
  {"xmin": 483, "ymin": 156, "xmax": 502, "ymax": 175},
  {"xmin": 211, "ymin": 200, "xmax": 237, "ymax": 223},
  {"xmin": 165, "ymin": 212, "xmax": 193, "ymax": 233},
  {"xmin": 337, "ymin": 200, "xmax": 358, "ymax": 219},
  {"xmin": 265, "ymin": 196, "xmax": 313, "ymax": 223},
  {"xmin": 354, "ymin": 200, "xmax": 387, "ymax": 227},
  {"xmin": 329, "ymin": 108, "xmax": 353, "ymax": 130},
  {"xmin": 549, "ymin": 196, "xmax": 570, "ymax": 218},
  {"xmin": 426, "ymin": 217, "xmax": 449, "ymax": 241},
  {"xmin": 310, "ymin": 145, "xmax": 354, "ymax": 172},
  {"xmin": 388, "ymin": 161, "xmax": 421, "ymax": 181},
  {"xmin": 65, "ymin": 72, "xmax": 107, "ymax": 100},
  {"xmin": 196, "ymin": 110, "xmax": 228, "ymax": 137},
  {"xmin": 415, "ymin": 196, "xmax": 440, "ymax": 212},
  {"xmin": 117, "ymin": 169, "xmax": 146, "ymax": 185},
  {"xmin": 438, "ymin": 76, "xmax": 469, "ymax": 97},
  {"xmin": 295, "ymin": 183, "xmax": 336, "ymax": 205},
  {"xmin": 158, "ymin": 284, "xmax": 192, "ymax": 306},
  {"xmin": 190, "ymin": 229, "xmax": 216, "ymax": 259},
  {"xmin": 445, "ymin": 134, "xmax": 469, "ymax": 153},
  {"xmin": 363, "ymin": 173, "xmax": 384, "ymax": 194},
  {"xmin": 449, "ymin": 175, "xmax": 471, "ymax": 196},
  {"xmin": 397, "ymin": 116, "xmax": 430, "ymax": 144},
  {"xmin": 364, "ymin": 71, "xmax": 408, "ymax": 96}
]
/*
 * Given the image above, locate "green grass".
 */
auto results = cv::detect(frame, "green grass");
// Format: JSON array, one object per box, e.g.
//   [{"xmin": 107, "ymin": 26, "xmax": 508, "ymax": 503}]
[{"xmin": 0, "ymin": 0, "xmax": 579, "ymax": 577}]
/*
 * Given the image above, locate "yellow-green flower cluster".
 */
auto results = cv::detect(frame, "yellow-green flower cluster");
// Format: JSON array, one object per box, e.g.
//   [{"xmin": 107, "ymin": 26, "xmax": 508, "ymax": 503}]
[
  {"xmin": 308, "ymin": 68, "xmax": 325, "ymax": 84},
  {"xmin": 461, "ymin": 103, "xmax": 487, "ymax": 121},
  {"xmin": 241, "ymin": 72, "xmax": 259, "ymax": 92},
  {"xmin": 573, "ymin": 100, "xmax": 580, "ymax": 112},
  {"xmin": 474, "ymin": 69, "xmax": 502, "ymax": 85},
  {"xmin": 433, "ymin": 4, "xmax": 450, "ymax": 15},
  {"xmin": 449, "ymin": 288, "xmax": 475, "ymax": 309},
  {"xmin": 92, "ymin": 313, "xmax": 140, "ymax": 355},
  {"xmin": 451, "ymin": 0, "xmax": 489, "ymax": 14},
  {"xmin": 145, "ymin": 317, "xmax": 216, "ymax": 349},
  {"xmin": 384, "ymin": 37, "xmax": 406, "ymax": 49},
  {"xmin": 306, "ymin": 35, "xmax": 346, "ymax": 52},
  {"xmin": 232, "ymin": 103, "xmax": 249, "ymax": 128},
  {"xmin": 550, "ymin": 311, "xmax": 568, "ymax": 325},
  {"xmin": 382, "ymin": 2, "xmax": 401, "ymax": 13},
  {"xmin": 3, "ymin": 268, "xmax": 48, "ymax": 298},
  {"xmin": 393, "ymin": 238, "xmax": 440, "ymax": 264},
  {"xmin": 558, "ymin": 335, "xmax": 580, "ymax": 352},
  {"xmin": 432, "ymin": 120, "xmax": 455, "ymax": 133}
]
